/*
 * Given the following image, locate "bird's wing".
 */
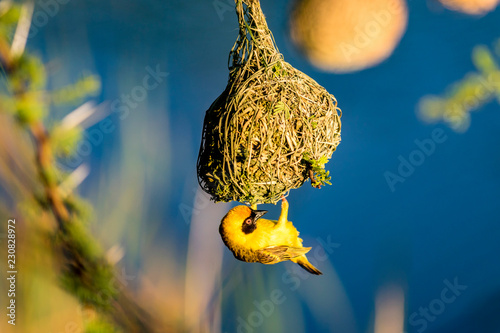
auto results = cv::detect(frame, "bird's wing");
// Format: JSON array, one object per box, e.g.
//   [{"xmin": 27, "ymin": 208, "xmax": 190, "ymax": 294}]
[{"xmin": 256, "ymin": 245, "xmax": 312, "ymax": 264}]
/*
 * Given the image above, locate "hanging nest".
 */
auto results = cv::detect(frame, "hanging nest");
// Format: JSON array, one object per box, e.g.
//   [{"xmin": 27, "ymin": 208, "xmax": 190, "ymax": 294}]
[{"xmin": 197, "ymin": 0, "xmax": 341, "ymax": 205}]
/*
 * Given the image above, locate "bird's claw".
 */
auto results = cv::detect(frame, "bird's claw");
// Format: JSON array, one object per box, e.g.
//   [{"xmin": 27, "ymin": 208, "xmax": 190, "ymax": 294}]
[
  {"xmin": 280, "ymin": 195, "xmax": 289, "ymax": 210},
  {"xmin": 278, "ymin": 196, "xmax": 289, "ymax": 224}
]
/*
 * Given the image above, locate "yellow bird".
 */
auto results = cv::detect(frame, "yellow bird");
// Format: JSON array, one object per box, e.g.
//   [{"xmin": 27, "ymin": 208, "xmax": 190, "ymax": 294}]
[{"xmin": 219, "ymin": 197, "xmax": 322, "ymax": 275}]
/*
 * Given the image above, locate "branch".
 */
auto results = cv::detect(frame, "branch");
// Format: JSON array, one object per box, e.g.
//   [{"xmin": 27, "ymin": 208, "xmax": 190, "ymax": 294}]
[{"xmin": 0, "ymin": 8, "xmax": 162, "ymax": 333}]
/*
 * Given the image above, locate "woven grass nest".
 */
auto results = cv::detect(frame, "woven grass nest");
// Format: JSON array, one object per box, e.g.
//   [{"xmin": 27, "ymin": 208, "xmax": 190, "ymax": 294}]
[{"xmin": 197, "ymin": 0, "xmax": 341, "ymax": 204}]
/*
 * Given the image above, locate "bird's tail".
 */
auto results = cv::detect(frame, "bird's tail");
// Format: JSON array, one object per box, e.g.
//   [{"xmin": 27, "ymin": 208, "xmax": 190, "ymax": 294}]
[{"xmin": 296, "ymin": 256, "xmax": 323, "ymax": 275}]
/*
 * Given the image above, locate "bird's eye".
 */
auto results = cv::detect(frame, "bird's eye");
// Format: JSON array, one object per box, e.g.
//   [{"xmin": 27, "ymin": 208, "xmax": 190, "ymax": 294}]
[{"xmin": 244, "ymin": 218, "xmax": 252, "ymax": 225}]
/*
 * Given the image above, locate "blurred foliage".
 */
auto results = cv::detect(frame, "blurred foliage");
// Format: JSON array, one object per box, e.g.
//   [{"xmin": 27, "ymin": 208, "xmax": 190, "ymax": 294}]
[
  {"xmin": 8, "ymin": 54, "xmax": 47, "ymax": 90},
  {"xmin": 56, "ymin": 219, "xmax": 118, "ymax": 310},
  {"xmin": 0, "ymin": 3, "xmax": 155, "ymax": 332},
  {"xmin": 419, "ymin": 38, "xmax": 500, "ymax": 132},
  {"xmin": 50, "ymin": 73, "xmax": 101, "ymax": 106},
  {"xmin": 85, "ymin": 317, "xmax": 122, "ymax": 333},
  {"xmin": 50, "ymin": 125, "xmax": 84, "ymax": 157}
]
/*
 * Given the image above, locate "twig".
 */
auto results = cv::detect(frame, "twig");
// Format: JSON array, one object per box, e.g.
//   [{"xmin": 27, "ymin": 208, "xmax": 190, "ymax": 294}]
[{"xmin": 30, "ymin": 121, "xmax": 70, "ymax": 228}]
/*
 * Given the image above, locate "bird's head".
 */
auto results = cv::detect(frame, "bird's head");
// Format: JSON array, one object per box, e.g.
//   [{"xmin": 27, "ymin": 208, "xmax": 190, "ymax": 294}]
[{"xmin": 220, "ymin": 205, "xmax": 268, "ymax": 239}]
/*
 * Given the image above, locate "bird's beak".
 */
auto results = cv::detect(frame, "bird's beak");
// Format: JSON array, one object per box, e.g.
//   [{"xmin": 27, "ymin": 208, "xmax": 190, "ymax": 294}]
[{"xmin": 252, "ymin": 209, "xmax": 268, "ymax": 222}]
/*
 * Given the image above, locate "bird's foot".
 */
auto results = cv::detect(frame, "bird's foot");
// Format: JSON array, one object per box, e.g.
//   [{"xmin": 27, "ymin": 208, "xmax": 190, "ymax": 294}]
[
  {"xmin": 281, "ymin": 196, "xmax": 289, "ymax": 210},
  {"xmin": 278, "ymin": 195, "xmax": 289, "ymax": 224}
]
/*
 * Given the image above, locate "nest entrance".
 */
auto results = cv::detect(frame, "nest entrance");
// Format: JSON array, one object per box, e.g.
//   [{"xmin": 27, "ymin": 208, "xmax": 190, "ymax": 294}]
[{"xmin": 197, "ymin": 0, "xmax": 341, "ymax": 204}]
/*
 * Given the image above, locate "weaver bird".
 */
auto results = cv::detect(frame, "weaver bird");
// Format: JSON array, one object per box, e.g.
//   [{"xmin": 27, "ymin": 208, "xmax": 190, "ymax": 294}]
[{"xmin": 219, "ymin": 197, "xmax": 322, "ymax": 275}]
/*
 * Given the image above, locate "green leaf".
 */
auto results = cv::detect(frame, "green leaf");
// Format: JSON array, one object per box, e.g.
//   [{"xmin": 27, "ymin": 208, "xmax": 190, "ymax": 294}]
[{"xmin": 51, "ymin": 126, "xmax": 83, "ymax": 157}]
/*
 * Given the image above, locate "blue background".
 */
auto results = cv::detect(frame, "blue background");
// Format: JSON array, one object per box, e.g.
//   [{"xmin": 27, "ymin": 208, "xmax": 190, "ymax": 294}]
[{"xmin": 30, "ymin": 0, "xmax": 500, "ymax": 332}]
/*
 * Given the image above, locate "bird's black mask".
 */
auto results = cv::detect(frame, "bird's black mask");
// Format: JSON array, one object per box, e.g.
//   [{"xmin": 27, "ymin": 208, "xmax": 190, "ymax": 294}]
[{"xmin": 241, "ymin": 209, "xmax": 267, "ymax": 234}]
